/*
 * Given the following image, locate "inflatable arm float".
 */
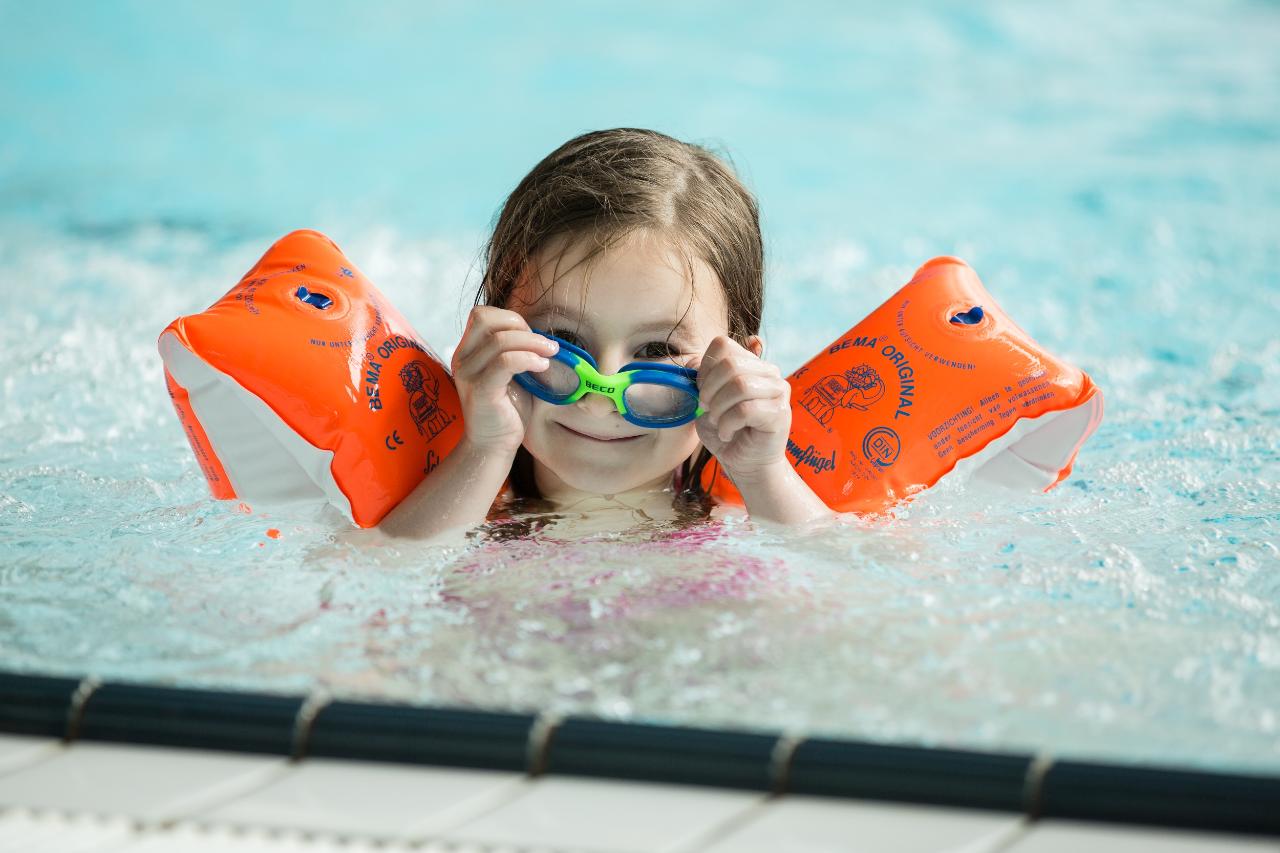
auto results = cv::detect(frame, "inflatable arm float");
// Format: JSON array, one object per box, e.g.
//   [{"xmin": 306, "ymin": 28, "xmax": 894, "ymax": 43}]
[
  {"xmin": 158, "ymin": 230, "xmax": 463, "ymax": 527},
  {"xmin": 159, "ymin": 232, "xmax": 1101, "ymax": 526},
  {"xmin": 701, "ymin": 256, "xmax": 1104, "ymax": 511}
]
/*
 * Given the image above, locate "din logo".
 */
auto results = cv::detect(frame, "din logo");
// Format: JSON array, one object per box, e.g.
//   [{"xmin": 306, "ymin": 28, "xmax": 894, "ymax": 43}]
[
  {"xmin": 399, "ymin": 361, "xmax": 455, "ymax": 441},
  {"xmin": 862, "ymin": 426, "xmax": 901, "ymax": 469}
]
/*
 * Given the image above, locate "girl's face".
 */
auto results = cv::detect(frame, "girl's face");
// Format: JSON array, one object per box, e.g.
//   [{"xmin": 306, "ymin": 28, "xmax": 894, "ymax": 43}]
[{"xmin": 508, "ymin": 230, "xmax": 730, "ymax": 499}]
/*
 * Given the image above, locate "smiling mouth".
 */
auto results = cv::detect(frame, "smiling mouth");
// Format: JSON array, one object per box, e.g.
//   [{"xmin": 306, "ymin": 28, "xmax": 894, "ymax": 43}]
[{"xmin": 556, "ymin": 423, "xmax": 644, "ymax": 443}]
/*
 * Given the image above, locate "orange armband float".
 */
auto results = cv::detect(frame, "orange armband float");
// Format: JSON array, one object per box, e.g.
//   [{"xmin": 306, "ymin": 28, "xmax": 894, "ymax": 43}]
[
  {"xmin": 701, "ymin": 256, "xmax": 1104, "ymax": 514},
  {"xmin": 160, "ymin": 235, "xmax": 1099, "ymax": 527},
  {"xmin": 157, "ymin": 229, "xmax": 463, "ymax": 528}
]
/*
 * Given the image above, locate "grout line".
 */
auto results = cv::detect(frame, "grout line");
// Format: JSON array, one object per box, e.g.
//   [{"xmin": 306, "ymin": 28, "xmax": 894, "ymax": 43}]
[
  {"xmin": 989, "ymin": 819, "xmax": 1037, "ymax": 853},
  {"xmin": 399, "ymin": 774, "xmax": 539, "ymax": 838},
  {"xmin": 661, "ymin": 795, "xmax": 773, "ymax": 853},
  {"xmin": 525, "ymin": 709, "xmax": 563, "ymax": 777},
  {"xmin": 1022, "ymin": 752, "xmax": 1054, "ymax": 823},
  {"xmin": 145, "ymin": 758, "xmax": 298, "ymax": 827},
  {"xmin": 939, "ymin": 817, "xmax": 1034, "ymax": 853},
  {"xmin": 663, "ymin": 731, "xmax": 805, "ymax": 853},
  {"xmin": 0, "ymin": 737, "xmax": 64, "ymax": 779},
  {"xmin": 62, "ymin": 675, "xmax": 101, "ymax": 743},
  {"xmin": 289, "ymin": 689, "xmax": 332, "ymax": 762}
]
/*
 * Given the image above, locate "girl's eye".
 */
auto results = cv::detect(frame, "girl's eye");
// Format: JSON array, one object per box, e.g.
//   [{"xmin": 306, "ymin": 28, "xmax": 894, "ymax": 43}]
[
  {"xmin": 637, "ymin": 341, "xmax": 681, "ymax": 360},
  {"xmin": 546, "ymin": 328, "xmax": 584, "ymax": 349}
]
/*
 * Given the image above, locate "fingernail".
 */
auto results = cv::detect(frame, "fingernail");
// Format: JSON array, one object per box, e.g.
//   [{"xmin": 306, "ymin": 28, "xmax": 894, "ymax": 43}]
[
  {"xmin": 534, "ymin": 356, "xmax": 549, "ymax": 369},
  {"xmin": 544, "ymin": 339, "xmax": 559, "ymax": 353}
]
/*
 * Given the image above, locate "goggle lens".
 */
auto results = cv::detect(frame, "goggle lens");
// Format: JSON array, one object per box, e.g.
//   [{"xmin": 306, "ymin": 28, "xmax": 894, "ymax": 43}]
[
  {"xmin": 623, "ymin": 382, "xmax": 699, "ymax": 423},
  {"xmin": 523, "ymin": 358, "xmax": 581, "ymax": 400}
]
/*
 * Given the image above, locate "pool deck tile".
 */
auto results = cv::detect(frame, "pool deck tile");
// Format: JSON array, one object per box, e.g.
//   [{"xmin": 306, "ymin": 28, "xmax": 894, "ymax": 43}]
[
  {"xmin": 699, "ymin": 795, "xmax": 1027, "ymax": 853},
  {"xmin": 199, "ymin": 757, "xmax": 524, "ymax": 837},
  {"xmin": 441, "ymin": 774, "xmax": 763, "ymax": 852},
  {"xmin": 1005, "ymin": 819, "xmax": 1280, "ymax": 852},
  {"xmin": 0, "ymin": 740, "xmax": 1277, "ymax": 851},
  {"xmin": 0, "ymin": 734, "xmax": 60, "ymax": 777},
  {"xmin": 0, "ymin": 741, "xmax": 286, "ymax": 820}
]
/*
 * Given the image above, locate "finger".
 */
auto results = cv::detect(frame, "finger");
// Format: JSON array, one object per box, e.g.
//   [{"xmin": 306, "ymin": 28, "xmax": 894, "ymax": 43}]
[
  {"xmin": 508, "ymin": 374, "xmax": 535, "ymax": 418},
  {"xmin": 455, "ymin": 329, "xmax": 558, "ymax": 380},
  {"xmin": 469, "ymin": 349, "xmax": 552, "ymax": 393},
  {"xmin": 703, "ymin": 371, "xmax": 789, "ymax": 418},
  {"xmin": 464, "ymin": 305, "xmax": 532, "ymax": 336},
  {"xmin": 691, "ymin": 334, "xmax": 737, "ymax": 373},
  {"xmin": 695, "ymin": 412, "xmax": 723, "ymax": 448},
  {"xmin": 471, "ymin": 329, "xmax": 559, "ymax": 365},
  {"xmin": 702, "ymin": 334, "xmax": 745, "ymax": 357},
  {"xmin": 697, "ymin": 355, "xmax": 781, "ymax": 410},
  {"xmin": 454, "ymin": 307, "xmax": 535, "ymax": 363},
  {"xmin": 713, "ymin": 397, "xmax": 792, "ymax": 442},
  {"xmin": 695, "ymin": 334, "xmax": 746, "ymax": 368}
]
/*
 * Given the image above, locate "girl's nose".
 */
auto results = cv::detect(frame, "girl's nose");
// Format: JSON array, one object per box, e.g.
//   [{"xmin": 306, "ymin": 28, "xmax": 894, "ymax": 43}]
[
  {"xmin": 575, "ymin": 387, "xmax": 619, "ymax": 417},
  {"xmin": 577, "ymin": 350, "xmax": 626, "ymax": 417},
  {"xmin": 593, "ymin": 350, "xmax": 626, "ymax": 376}
]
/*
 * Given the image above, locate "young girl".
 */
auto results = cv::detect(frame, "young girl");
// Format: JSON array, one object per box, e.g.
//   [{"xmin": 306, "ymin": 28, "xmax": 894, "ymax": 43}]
[{"xmin": 381, "ymin": 128, "xmax": 833, "ymax": 539}]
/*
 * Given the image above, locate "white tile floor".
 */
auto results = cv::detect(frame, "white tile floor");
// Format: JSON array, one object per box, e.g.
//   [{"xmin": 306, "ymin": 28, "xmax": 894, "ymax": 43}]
[
  {"xmin": 446, "ymin": 775, "xmax": 761, "ymax": 852},
  {"xmin": 0, "ymin": 732, "xmax": 58, "ymax": 775},
  {"xmin": 200, "ymin": 758, "xmax": 524, "ymax": 837},
  {"xmin": 1001, "ymin": 819, "xmax": 1280, "ymax": 853},
  {"xmin": 700, "ymin": 796, "xmax": 1026, "ymax": 853},
  {"xmin": 0, "ymin": 740, "xmax": 286, "ymax": 820},
  {"xmin": 0, "ymin": 734, "xmax": 1273, "ymax": 853}
]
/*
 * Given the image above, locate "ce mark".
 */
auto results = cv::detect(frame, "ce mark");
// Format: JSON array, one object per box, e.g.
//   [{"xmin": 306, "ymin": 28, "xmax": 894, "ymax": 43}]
[{"xmin": 385, "ymin": 430, "xmax": 405, "ymax": 451}]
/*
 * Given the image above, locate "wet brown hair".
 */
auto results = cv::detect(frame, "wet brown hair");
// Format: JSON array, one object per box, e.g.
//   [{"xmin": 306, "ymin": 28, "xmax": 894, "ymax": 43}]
[{"xmin": 476, "ymin": 128, "xmax": 764, "ymax": 502}]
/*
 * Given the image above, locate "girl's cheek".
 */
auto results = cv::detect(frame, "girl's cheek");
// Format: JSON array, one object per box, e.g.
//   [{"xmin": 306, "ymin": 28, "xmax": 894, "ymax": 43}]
[{"xmin": 659, "ymin": 423, "xmax": 701, "ymax": 456}]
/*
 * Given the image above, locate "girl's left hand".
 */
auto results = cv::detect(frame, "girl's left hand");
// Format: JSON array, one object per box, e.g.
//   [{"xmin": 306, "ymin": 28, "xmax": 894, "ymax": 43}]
[{"xmin": 689, "ymin": 335, "xmax": 792, "ymax": 482}]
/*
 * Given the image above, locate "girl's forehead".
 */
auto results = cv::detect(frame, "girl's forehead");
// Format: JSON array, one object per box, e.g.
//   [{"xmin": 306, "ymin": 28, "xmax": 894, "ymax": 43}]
[{"xmin": 521, "ymin": 231, "xmax": 728, "ymax": 336}]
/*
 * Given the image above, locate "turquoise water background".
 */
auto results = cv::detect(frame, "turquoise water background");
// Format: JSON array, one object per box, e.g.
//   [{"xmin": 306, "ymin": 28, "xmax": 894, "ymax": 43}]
[{"xmin": 1, "ymin": 2, "xmax": 1278, "ymax": 773}]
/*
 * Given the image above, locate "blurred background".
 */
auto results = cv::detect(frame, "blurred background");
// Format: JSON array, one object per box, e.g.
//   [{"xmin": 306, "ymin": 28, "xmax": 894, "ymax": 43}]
[
  {"xmin": 3, "ymin": 2, "xmax": 1275, "ymax": 279},
  {"xmin": 3, "ymin": 0, "xmax": 1279, "ymax": 377},
  {"xmin": 1, "ymin": 1, "xmax": 1278, "ymax": 772}
]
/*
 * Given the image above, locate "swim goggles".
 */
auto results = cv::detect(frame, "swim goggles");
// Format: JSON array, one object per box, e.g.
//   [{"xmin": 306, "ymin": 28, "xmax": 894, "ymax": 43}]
[{"xmin": 512, "ymin": 330, "xmax": 705, "ymax": 428}]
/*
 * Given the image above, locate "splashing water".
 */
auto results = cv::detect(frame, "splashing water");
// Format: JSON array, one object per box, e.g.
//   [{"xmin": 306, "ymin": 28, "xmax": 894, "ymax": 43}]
[{"xmin": 0, "ymin": 1, "xmax": 1277, "ymax": 775}]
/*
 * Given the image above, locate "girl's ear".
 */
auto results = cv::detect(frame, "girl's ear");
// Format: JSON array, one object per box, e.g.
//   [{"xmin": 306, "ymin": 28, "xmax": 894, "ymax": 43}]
[{"xmin": 744, "ymin": 334, "xmax": 765, "ymax": 359}]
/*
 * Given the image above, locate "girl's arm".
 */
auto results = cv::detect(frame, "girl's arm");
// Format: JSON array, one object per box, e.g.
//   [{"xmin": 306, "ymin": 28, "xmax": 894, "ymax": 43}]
[
  {"xmin": 377, "ymin": 306, "xmax": 559, "ymax": 540},
  {"xmin": 693, "ymin": 335, "xmax": 836, "ymax": 525},
  {"xmin": 377, "ymin": 438, "xmax": 515, "ymax": 539},
  {"xmin": 717, "ymin": 457, "xmax": 834, "ymax": 525}
]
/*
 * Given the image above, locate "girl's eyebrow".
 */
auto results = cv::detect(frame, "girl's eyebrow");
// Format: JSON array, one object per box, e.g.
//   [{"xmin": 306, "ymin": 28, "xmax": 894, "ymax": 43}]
[
  {"xmin": 531, "ymin": 306, "xmax": 580, "ymax": 324},
  {"xmin": 534, "ymin": 307, "xmax": 692, "ymax": 339}
]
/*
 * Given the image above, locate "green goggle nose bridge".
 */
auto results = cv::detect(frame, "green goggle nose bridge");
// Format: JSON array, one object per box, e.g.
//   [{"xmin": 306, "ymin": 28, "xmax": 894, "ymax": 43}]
[{"xmin": 512, "ymin": 330, "xmax": 705, "ymax": 429}]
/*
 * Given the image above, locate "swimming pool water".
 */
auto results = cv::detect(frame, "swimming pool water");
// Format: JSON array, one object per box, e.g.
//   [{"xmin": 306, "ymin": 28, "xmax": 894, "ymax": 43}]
[{"xmin": 1, "ymin": 2, "xmax": 1277, "ymax": 774}]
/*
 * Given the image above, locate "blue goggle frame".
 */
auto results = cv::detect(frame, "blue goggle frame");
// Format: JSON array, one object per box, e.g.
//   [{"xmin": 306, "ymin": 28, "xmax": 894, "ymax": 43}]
[{"xmin": 512, "ymin": 330, "xmax": 704, "ymax": 429}]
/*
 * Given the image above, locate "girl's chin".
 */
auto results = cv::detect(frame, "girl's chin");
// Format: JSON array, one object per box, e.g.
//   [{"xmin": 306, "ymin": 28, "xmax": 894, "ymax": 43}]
[
  {"xmin": 555, "ymin": 466, "xmax": 665, "ymax": 495},
  {"xmin": 531, "ymin": 456, "xmax": 677, "ymax": 498}
]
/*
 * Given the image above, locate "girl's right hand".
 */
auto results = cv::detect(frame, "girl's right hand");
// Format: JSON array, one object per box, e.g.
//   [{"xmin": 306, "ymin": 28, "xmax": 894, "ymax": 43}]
[{"xmin": 450, "ymin": 307, "xmax": 559, "ymax": 455}]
